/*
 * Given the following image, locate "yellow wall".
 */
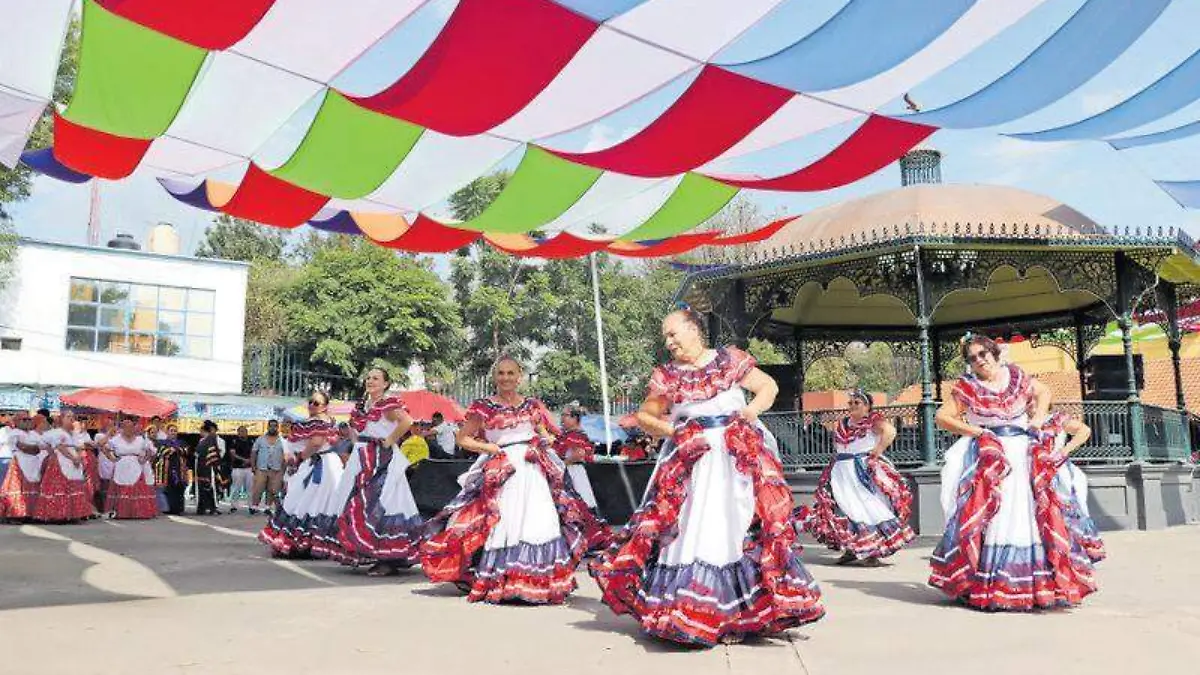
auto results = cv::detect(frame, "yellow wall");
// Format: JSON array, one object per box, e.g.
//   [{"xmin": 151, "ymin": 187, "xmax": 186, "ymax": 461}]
[{"xmin": 1006, "ymin": 331, "xmax": 1200, "ymax": 375}]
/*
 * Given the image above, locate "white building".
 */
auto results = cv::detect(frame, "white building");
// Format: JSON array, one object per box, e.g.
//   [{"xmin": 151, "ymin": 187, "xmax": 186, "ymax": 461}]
[{"xmin": 0, "ymin": 237, "xmax": 249, "ymax": 394}]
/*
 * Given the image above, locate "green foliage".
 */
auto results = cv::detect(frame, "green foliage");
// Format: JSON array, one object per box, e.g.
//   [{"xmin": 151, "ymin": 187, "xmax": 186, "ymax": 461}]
[
  {"xmin": 805, "ymin": 358, "xmax": 853, "ymax": 392},
  {"xmin": 282, "ymin": 239, "xmax": 461, "ymax": 381},
  {"xmin": 194, "ymin": 214, "xmax": 286, "ymax": 263},
  {"xmin": 748, "ymin": 338, "xmax": 789, "ymax": 366},
  {"xmin": 0, "ymin": 217, "xmax": 17, "ymax": 292},
  {"xmin": 244, "ymin": 259, "xmax": 296, "ymax": 347},
  {"xmin": 0, "ymin": 18, "xmax": 79, "ymax": 219},
  {"xmin": 448, "ymin": 172, "xmax": 510, "ymax": 222}
]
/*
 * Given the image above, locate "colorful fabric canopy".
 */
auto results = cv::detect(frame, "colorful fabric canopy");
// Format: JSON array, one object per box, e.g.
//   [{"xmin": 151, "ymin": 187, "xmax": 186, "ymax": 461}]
[{"xmin": 13, "ymin": 0, "xmax": 1200, "ymax": 257}]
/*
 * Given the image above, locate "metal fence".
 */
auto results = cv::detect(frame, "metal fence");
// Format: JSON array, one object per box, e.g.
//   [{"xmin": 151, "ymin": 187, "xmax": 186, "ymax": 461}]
[
  {"xmin": 242, "ymin": 345, "xmax": 358, "ymax": 400},
  {"xmin": 761, "ymin": 401, "xmax": 1193, "ymax": 471}
]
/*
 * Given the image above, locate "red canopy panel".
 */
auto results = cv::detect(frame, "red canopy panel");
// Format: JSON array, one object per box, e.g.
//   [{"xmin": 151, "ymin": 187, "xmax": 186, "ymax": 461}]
[
  {"xmin": 220, "ymin": 164, "xmax": 330, "ymax": 228},
  {"xmin": 96, "ymin": 0, "xmax": 276, "ymax": 50},
  {"xmin": 52, "ymin": 113, "xmax": 152, "ymax": 179},
  {"xmin": 377, "ymin": 215, "xmax": 482, "ymax": 253},
  {"xmin": 351, "ymin": 0, "xmax": 596, "ymax": 136},
  {"xmin": 716, "ymin": 115, "xmax": 936, "ymax": 191},
  {"xmin": 552, "ymin": 67, "xmax": 793, "ymax": 177}
]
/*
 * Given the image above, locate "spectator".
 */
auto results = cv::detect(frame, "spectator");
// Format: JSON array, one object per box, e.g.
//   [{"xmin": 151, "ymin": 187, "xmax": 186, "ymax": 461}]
[
  {"xmin": 430, "ymin": 412, "xmax": 460, "ymax": 459},
  {"xmin": 249, "ymin": 419, "xmax": 286, "ymax": 514},
  {"xmin": 0, "ymin": 413, "xmax": 17, "ymax": 483},
  {"xmin": 227, "ymin": 426, "xmax": 253, "ymax": 512}
]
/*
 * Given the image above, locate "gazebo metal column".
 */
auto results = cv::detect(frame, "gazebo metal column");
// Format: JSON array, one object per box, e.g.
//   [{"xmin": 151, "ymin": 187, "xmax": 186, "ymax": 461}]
[
  {"xmin": 1115, "ymin": 251, "xmax": 1149, "ymax": 461},
  {"xmin": 1073, "ymin": 312, "xmax": 1088, "ymax": 400},
  {"xmin": 914, "ymin": 246, "xmax": 939, "ymax": 466},
  {"xmin": 1158, "ymin": 282, "xmax": 1187, "ymax": 411},
  {"xmin": 793, "ymin": 325, "xmax": 805, "ymax": 412}
]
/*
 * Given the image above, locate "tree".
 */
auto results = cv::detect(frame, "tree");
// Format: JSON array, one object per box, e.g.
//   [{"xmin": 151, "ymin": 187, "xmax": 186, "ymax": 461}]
[
  {"xmin": 243, "ymin": 259, "xmax": 296, "ymax": 347},
  {"xmin": 0, "ymin": 217, "xmax": 17, "ymax": 292},
  {"xmin": 194, "ymin": 214, "xmax": 286, "ymax": 263},
  {"xmin": 804, "ymin": 358, "xmax": 853, "ymax": 392},
  {"xmin": 0, "ymin": 18, "xmax": 79, "ymax": 220},
  {"xmin": 448, "ymin": 172, "xmax": 509, "ymax": 222},
  {"xmin": 748, "ymin": 338, "xmax": 789, "ymax": 366},
  {"xmin": 282, "ymin": 239, "xmax": 462, "ymax": 381}
]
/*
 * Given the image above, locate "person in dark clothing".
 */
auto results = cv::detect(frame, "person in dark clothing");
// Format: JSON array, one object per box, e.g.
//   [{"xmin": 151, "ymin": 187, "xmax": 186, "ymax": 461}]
[
  {"xmin": 227, "ymin": 426, "xmax": 254, "ymax": 512},
  {"xmin": 194, "ymin": 421, "xmax": 222, "ymax": 515},
  {"xmin": 155, "ymin": 425, "xmax": 189, "ymax": 515}
]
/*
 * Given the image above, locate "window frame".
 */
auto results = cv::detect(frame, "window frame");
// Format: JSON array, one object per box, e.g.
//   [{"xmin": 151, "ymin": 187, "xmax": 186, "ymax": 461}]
[{"xmin": 64, "ymin": 277, "xmax": 216, "ymax": 360}]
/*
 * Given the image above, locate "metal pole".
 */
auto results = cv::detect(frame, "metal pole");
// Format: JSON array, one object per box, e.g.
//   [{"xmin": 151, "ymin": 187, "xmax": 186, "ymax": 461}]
[{"xmin": 589, "ymin": 253, "xmax": 613, "ymax": 453}]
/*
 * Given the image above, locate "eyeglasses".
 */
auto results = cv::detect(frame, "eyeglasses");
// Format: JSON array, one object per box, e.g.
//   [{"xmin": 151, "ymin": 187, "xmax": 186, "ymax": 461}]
[{"xmin": 966, "ymin": 350, "xmax": 990, "ymax": 364}]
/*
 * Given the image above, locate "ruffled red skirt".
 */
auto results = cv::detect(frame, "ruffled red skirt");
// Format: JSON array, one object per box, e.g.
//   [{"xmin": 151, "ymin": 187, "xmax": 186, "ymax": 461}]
[
  {"xmin": 106, "ymin": 480, "xmax": 158, "ymax": 520},
  {"xmin": 421, "ymin": 444, "xmax": 590, "ymax": 605},
  {"xmin": 0, "ymin": 458, "xmax": 38, "ymax": 520},
  {"xmin": 31, "ymin": 458, "xmax": 91, "ymax": 522},
  {"xmin": 589, "ymin": 419, "xmax": 825, "ymax": 646}
]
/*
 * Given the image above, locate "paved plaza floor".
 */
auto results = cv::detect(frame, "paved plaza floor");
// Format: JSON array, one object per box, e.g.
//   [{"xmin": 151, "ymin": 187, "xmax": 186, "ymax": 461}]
[{"xmin": 0, "ymin": 515, "xmax": 1197, "ymax": 675}]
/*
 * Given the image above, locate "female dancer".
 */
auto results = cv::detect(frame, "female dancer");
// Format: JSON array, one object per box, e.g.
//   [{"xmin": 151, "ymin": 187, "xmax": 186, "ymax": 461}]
[
  {"xmin": 103, "ymin": 416, "xmax": 158, "ymax": 520},
  {"xmin": 328, "ymin": 368, "xmax": 423, "ymax": 576},
  {"xmin": 421, "ymin": 357, "xmax": 591, "ymax": 604},
  {"xmin": 33, "ymin": 411, "xmax": 92, "ymax": 523},
  {"xmin": 76, "ymin": 418, "xmax": 101, "ymax": 517},
  {"xmin": 590, "ymin": 309, "xmax": 824, "ymax": 646},
  {"xmin": 553, "ymin": 408, "xmax": 612, "ymax": 552},
  {"xmin": 0, "ymin": 413, "xmax": 44, "ymax": 521},
  {"xmin": 799, "ymin": 390, "xmax": 914, "ymax": 565},
  {"xmin": 261, "ymin": 393, "xmax": 346, "ymax": 558},
  {"xmin": 930, "ymin": 334, "xmax": 1098, "ymax": 610}
]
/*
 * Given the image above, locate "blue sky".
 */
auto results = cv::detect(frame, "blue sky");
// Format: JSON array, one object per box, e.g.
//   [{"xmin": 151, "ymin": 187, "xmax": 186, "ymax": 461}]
[{"xmin": 8, "ymin": 0, "xmax": 1200, "ymax": 263}]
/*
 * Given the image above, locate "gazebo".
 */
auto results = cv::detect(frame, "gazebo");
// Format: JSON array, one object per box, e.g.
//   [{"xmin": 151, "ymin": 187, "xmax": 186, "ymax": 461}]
[{"xmin": 676, "ymin": 161, "xmax": 1200, "ymax": 532}]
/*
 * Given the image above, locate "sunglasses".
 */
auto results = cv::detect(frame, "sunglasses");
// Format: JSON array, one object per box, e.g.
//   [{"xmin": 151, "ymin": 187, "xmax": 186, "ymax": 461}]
[
  {"xmin": 966, "ymin": 350, "xmax": 990, "ymax": 364},
  {"xmin": 307, "ymin": 399, "xmax": 324, "ymax": 406}
]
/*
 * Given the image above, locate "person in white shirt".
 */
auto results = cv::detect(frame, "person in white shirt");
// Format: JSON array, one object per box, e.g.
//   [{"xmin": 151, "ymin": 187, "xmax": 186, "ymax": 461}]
[
  {"xmin": 0, "ymin": 412, "xmax": 47, "ymax": 521},
  {"xmin": 430, "ymin": 412, "xmax": 459, "ymax": 459},
  {"xmin": 94, "ymin": 418, "xmax": 117, "ymax": 509},
  {"xmin": 102, "ymin": 416, "xmax": 158, "ymax": 520},
  {"xmin": 0, "ymin": 414, "xmax": 17, "ymax": 484},
  {"xmin": 32, "ymin": 411, "xmax": 91, "ymax": 522}
]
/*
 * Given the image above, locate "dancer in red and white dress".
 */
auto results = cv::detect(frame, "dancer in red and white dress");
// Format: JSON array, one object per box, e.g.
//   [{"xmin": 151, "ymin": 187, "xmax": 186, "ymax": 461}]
[
  {"xmin": 103, "ymin": 417, "xmax": 158, "ymax": 520},
  {"xmin": 553, "ymin": 408, "xmax": 612, "ymax": 552},
  {"xmin": 94, "ymin": 419, "xmax": 117, "ymax": 510},
  {"xmin": 32, "ymin": 411, "xmax": 92, "ymax": 523},
  {"xmin": 931, "ymin": 335, "xmax": 1099, "ymax": 610},
  {"xmin": 421, "ymin": 357, "xmax": 592, "ymax": 604},
  {"xmin": 590, "ymin": 310, "xmax": 824, "ymax": 646},
  {"xmin": 0, "ymin": 412, "xmax": 46, "ymax": 521},
  {"xmin": 798, "ymin": 390, "xmax": 914, "ymax": 565},
  {"xmin": 261, "ymin": 393, "xmax": 345, "ymax": 558},
  {"xmin": 325, "ymin": 369, "xmax": 423, "ymax": 576}
]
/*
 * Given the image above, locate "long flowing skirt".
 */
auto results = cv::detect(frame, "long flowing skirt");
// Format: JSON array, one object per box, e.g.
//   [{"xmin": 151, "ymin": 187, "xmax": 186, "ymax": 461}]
[
  {"xmin": 0, "ymin": 456, "xmax": 40, "ymax": 520},
  {"xmin": 260, "ymin": 453, "xmax": 346, "ymax": 557},
  {"xmin": 332, "ymin": 441, "xmax": 425, "ymax": 566},
  {"xmin": 589, "ymin": 419, "xmax": 825, "ymax": 646},
  {"xmin": 798, "ymin": 453, "xmax": 914, "ymax": 559},
  {"xmin": 105, "ymin": 457, "xmax": 158, "ymax": 520},
  {"xmin": 421, "ymin": 443, "xmax": 590, "ymax": 604},
  {"xmin": 929, "ymin": 429, "xmax": 1101, "ymax": 611},
  {"xmin": 31, "ymin": 455, "xmax": 91, "ymax": 522}
]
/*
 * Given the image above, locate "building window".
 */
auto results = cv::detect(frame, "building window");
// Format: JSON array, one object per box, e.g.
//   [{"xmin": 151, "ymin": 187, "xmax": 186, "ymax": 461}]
[{"xmin": 65, "ymin": 278, "xmax": 215, "ymax": 359}]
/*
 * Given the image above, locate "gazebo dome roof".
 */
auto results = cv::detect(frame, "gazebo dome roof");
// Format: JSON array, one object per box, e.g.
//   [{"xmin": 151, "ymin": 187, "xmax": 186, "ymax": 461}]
[{"xmin": 757, "ymin": 184, "xmax": 1104, "ymax": 250}]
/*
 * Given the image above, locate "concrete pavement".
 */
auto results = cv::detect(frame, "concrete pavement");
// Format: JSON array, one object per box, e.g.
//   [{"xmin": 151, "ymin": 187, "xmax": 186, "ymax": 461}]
[{"xmin": 1, "ymin": 515, "xmax": 1197, "ymax": 675}]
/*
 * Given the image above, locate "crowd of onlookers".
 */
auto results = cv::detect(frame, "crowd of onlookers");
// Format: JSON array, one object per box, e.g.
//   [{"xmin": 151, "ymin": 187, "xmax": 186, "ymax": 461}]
[{"xmin": 0, "ymin": 406, "xmax": 665, "ymax": 524}]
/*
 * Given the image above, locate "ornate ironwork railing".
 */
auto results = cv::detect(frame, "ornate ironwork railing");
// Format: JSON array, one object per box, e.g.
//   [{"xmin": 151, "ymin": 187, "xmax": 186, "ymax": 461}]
[{"xmin": 762, "ymin": 401, "xmax": 1193, "ymax": 471}]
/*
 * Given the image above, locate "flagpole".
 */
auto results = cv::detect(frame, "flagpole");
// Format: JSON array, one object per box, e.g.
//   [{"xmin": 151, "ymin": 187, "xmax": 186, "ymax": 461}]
[{"xmin": 589, "ymin": 253, "xmax": 612, "ymax": 453}]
